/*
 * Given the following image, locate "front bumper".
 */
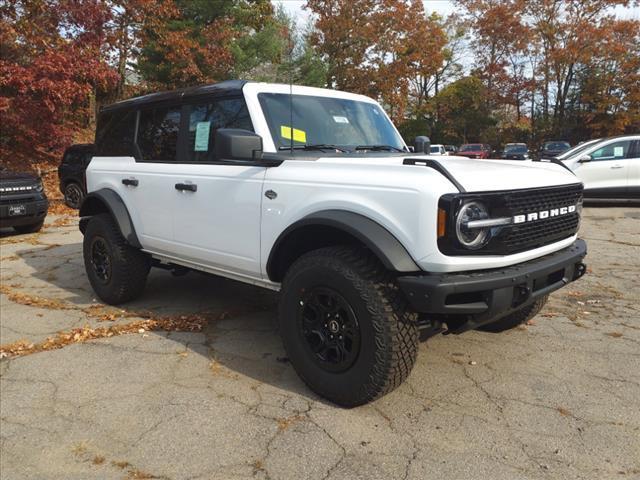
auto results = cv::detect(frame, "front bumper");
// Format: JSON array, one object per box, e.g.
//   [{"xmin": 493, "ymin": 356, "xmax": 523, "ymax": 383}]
[
  {"xmin": 398, "ymin": 239, "xmax": 587, "ymax": 333},
  {"xmin": 0, "ymin": 193, "xmax": 49, "ymax": 228}
]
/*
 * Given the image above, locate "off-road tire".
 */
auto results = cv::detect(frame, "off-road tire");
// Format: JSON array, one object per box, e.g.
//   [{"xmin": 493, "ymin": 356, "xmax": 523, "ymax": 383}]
[
  {"xmin": 279, "ymin": 246, "xmax": 419, "ymax": 407},
  {"xmin": 64, "ymin": 182, "xmax": 84, "ymax": 209},
  {"xmin": 83, "ymin": 213, "xmax": 150, "ymax": 305},
  {"xmin": 14, "ymin": 220, "xmax": 44, "ymax": 234},
  {"xmin": 477, "ymin": 295, "xmax": 548, "ymax": 333}
]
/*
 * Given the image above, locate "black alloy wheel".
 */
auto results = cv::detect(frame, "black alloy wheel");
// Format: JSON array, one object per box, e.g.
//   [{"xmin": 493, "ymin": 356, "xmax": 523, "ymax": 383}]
[
  {"xmin": 90, "ymin": 236, "xmax": 112, "ymax": 283},
  {"xmin": 64, "ymin": 183, "xmax": 84, "ymax": 209},
  {"xmin": 298, "ymin": 286, "xmax": 361, "ymax": 373}
]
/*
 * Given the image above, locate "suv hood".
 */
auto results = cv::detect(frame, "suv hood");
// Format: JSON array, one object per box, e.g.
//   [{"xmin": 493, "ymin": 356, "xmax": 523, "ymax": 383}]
[
  {"xmin": 0, "ymin": 170, "xmax": 40, "ymax": 183},
  {"xmin": 315, "ymin": 155, "xmax": 580, "ymax": 192}
]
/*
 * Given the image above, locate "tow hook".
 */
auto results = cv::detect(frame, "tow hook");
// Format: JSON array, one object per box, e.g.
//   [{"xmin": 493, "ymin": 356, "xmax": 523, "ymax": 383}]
[{"xmin": 573, "ymin": 262, "xmax": 587, "ymax": 280}]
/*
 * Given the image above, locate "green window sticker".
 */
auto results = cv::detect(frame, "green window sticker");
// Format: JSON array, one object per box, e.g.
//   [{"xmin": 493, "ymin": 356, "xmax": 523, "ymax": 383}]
[{"xmin": 194, "ymin": 122, "xmax": 211, "ymax": 151}]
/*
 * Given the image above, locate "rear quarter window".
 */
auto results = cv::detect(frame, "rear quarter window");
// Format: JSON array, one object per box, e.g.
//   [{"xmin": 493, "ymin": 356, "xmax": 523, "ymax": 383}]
[{"xmin": 95, "ymin": 110, "xmax": 137, "ymax": 156}]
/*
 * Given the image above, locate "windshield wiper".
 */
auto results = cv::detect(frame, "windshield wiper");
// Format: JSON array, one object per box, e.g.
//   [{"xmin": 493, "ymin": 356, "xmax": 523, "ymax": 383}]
[
  {"xmin": 354, "ymin": 144, "xmax": 405, "ymax": 152},
  {"xmin": 279, "ymin": 144, "xmax": 348, "ymax": 152}
]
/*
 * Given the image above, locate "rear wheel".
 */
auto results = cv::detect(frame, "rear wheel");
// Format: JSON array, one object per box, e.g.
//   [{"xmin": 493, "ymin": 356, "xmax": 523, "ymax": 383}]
[
  {"xmin": 64, "ymin": 182, "xmax": 84, "ymax": 209},
  {"xmin": 279, "ymin": 246, "xmax": 419, "ymax": 407},
  {"xmin": 13, "ymin": 220, "xmax": 44, "ymax": 234},
  {"xmin": 477, "ymin": 296, "xmax": 548, "ymax": 333},
  {"xmin": 83, "ymin": 213, "xmax": 150, "ymax": 305}
]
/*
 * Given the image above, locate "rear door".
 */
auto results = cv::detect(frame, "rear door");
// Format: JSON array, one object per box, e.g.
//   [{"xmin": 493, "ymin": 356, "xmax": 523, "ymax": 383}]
[
  {"xmin": 573, "ymin": 139, "xmax": 632, "ymax": 197},
  {"xmin": 124, "ymin": 105, "xmax": 183, "ymax": 254},
  {"xmin": 171, "ymin": 96, "xmax": 265, "ymax": 278}
]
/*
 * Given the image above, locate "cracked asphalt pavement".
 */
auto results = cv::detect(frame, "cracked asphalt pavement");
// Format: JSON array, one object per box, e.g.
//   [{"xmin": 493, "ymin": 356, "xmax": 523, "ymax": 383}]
[{"xmin": 1, "ymin": 206, "xmax": 639, "ymax": 480}]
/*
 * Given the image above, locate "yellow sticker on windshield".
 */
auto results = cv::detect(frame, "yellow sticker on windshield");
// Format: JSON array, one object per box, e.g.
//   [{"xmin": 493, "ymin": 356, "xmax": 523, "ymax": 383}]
[{"xmin": 281, "ymin": 125, "xmax": 307, "ymax": 143}]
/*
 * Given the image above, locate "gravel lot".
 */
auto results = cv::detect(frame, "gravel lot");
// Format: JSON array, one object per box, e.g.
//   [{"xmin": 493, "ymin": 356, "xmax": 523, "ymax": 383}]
[{"xmin": 1, "ymin": 205, "xmax": 639, "ymax": 480}]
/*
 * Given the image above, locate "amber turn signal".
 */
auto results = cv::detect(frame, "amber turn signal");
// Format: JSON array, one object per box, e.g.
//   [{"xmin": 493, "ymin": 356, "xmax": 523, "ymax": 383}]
[{"xmin": 437, "ymin": 208, "xmax": 447, "ymax": 238}]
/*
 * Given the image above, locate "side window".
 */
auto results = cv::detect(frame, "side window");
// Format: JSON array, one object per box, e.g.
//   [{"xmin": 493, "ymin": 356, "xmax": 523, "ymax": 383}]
[
  {"xmin": 137, "ymin": 106, "xmax": 181, "ymax": 161},
  {"xmin": 186, "ymin": 97, "xmax": 253, "ymax": 162},
  {"xmin": 590, "ymin": 140, "xmax": 631, "ymax": 161},
  {"xmin": 95, "ymin": 110, "xmax": 137, "ymax": 156}
]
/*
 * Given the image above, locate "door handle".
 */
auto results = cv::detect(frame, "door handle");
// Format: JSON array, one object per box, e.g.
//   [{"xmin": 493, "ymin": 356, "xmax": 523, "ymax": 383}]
[
  {"xmin": 175, "ymin": 183, "xmax": 197, "ymax": 192},
  {"xmin": 122, "ymin": 178, "xmax": 139, "ymax": 187},
  {"xmin": 610, "ymin": 165, "xmax": 624, "ymax": 169}
]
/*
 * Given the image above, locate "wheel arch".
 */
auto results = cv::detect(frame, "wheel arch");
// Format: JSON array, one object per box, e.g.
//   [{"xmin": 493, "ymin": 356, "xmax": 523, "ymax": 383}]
[
  {"xmin": 79, "ymin": 189, "xmax": 141, "ymax": 249},
  {"xmin": 266, "ymin": 210, "xmax": 420, "ymax": 282}
]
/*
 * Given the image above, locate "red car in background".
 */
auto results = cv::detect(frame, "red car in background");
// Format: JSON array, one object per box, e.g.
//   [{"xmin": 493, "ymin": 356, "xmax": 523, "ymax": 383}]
[{"xmin": 457, "ymin": 143, "xmax": 491, "ymax": 159}]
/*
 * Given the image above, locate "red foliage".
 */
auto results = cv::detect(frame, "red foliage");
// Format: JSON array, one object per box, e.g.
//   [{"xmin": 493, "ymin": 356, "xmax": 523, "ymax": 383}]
[{"xmin": 0, "ymin": 1, "xmax": 117, "ymax": 167}]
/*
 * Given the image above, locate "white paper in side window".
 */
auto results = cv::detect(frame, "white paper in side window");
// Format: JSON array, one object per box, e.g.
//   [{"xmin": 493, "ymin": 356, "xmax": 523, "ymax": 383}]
[
  {"xmin": 613, "ymin": 146, "xmax": 624, "ymax": 157},
  {"xmin": 194, "ymin": 122, "xmax": 211, "ymax": 151},
  {"xmin": 333, "ymin": 116, "xmax": 349, "ymax": 124}
]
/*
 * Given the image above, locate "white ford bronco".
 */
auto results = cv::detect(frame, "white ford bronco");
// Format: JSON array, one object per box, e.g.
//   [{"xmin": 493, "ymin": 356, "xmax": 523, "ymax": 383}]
[{"xmin": 80, "ymin": 81, "xmax": 587, "ymax": 406}]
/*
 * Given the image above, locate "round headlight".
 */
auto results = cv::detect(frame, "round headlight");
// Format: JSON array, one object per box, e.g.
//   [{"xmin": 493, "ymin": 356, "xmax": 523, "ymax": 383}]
[{"xmin": 455, "ymin": 201, "xmax": 491, "ymax": 249}]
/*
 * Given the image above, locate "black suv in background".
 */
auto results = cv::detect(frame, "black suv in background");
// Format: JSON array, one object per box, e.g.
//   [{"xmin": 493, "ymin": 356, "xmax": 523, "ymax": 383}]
[
  {"xmin": 0, "ymin": 167, "xmax": 48, "ymax": 233},
  {"xmin": 58, "ymin": 144, "xmax": 94, "ymax": 208},
  {"xmin": 538, "ymin": 141, "xmax": 571, "ymax": 159}
]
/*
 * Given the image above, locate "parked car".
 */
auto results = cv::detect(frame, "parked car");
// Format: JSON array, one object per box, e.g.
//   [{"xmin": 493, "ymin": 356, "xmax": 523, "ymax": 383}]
[
  {"xmin": 0, "ymin": 166, "xmax": 48, "ymax": 233},
  {"xmin": 444, "ymin": 145, "xmax": 458, "ymax": 155},
  {"xmin": 554, "ymin": 139, "xmax": 601, "ymax": 161},
  {"xmin": 560, "ymin": 135, "xmax": 640, "ymax": 198},
  {"xmin": 59, "ymin": 144, "xmax": 94, "ymax": 209},
  {"xmin": 457, "ymin": 143, "xmax": 491, "ymax": 159},
  {"xmin": 429, "ymin": 144, "xmax": 447, "ymax": 155},
  {"xmin": 501, "ymin": 143, "xmax": 530, "ymax": 160},
  {"xmin": 539, "ymin": 141, "xmax": 571, "ymax": 159},
  {"xmin": 79, "ymin": 80, "xmax": 587, "ymax": 406}
]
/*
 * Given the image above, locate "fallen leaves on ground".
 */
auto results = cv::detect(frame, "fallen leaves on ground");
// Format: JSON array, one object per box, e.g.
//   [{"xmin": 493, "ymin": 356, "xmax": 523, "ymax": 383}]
[
  {"xmin": 47, "ymin": 200, "xmax": 76, "ymax": 216},
  {"xmin": 0, "ymin": 314, "xmax": 212, "ymax": 358}
]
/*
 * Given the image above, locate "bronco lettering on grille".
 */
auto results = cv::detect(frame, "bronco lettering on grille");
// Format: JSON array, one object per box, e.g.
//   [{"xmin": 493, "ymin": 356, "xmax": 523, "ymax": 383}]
[{"xmin": 513, "ymin": 205, "xmax": 576, "ymax": 224}]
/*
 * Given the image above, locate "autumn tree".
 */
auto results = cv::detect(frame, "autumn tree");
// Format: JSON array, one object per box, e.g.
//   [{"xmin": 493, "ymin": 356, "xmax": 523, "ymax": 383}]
[
  {"xmin": 305, "ymin": 0, "xmax": 446, "ymax": 122},
  {"xmin": 526, "ymin": 0, "xmax": 625, "ymax": 126},
  {"xmin": 0, "ymin": 0, "xmax": 117, "ymax": 165}
]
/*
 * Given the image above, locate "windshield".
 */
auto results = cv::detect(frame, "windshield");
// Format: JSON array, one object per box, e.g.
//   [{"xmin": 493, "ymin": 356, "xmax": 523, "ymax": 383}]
[
  {"xmin": 460, "ymin": 144, "xmax": 482, "ymax": 152},
  {"xmin": 258, "ymin": 93, "xmax": 405, "ymax": 152},
  {"xmin": 557, "ymin": 139, "xmax": 600, "ymax": 160},
  {"xmin": 543, "ymin": 141, "xmax": 570, "ymax": 151},
  {"xmin": 504, "ymin": 144, "xmax": 527, "ymax": 153}
]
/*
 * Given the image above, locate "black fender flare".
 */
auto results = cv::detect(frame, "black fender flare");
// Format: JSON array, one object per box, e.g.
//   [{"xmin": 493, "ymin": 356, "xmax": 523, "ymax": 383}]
[
  {"xmin": 79, "ymin": 188, "xmax": 142, "ymax": 249},
  {"xmin": 267, "ymin": 210, "xmax": 420, "ymax": 279}
]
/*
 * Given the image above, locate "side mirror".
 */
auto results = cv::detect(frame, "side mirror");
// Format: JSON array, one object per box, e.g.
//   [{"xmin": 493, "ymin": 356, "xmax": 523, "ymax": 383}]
[
  {"xmin": 414, "ymin": 136, "xmax": 431, "ymax": 154},
  {"xmin": 215, "ymin": 129, "xmax": 263, "ymax": 161},
  {"xmin": 577, "ymin": 154, "xmax": 592, "ymax": 163}
]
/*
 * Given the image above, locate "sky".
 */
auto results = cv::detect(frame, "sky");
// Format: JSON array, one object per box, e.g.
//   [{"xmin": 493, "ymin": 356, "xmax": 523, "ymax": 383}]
[{"xmin": 272, "ymin": 0, "xmax": 639, "ymax": 29}]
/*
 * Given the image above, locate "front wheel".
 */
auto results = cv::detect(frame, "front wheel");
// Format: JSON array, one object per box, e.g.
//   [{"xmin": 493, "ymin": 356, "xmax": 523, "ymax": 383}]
[
  {"xmin": 83, "ymin": 213, "xmax": 150, "ymax": 305},
  {"xmin": 477, "ymin": 296, "xmax": 548, "ymax": 333},
  {"xmin": 279, "ymin": 246, "xmax": 419, "ymax": 407}
]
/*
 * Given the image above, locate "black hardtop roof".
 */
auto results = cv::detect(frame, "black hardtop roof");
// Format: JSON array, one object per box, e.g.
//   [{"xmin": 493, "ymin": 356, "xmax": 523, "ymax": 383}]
[{"xmin": 100, "ymin": 80, "xmax": 248, "ymax": 113}]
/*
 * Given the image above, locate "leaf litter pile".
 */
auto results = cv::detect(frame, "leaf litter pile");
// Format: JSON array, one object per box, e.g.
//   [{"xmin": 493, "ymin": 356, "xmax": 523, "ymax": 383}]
[{"xmin": 0, "ymin": 285, "xmax": 243, "ymax": 359}]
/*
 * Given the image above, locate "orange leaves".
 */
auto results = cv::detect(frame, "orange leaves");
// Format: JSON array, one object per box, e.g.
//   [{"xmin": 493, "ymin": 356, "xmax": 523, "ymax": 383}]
[
  {"xmin": 0, "ymin": 313, "xmax": 211, "ymax": 359},
  {"xmin": 307, "ymin": 0, "xmax": 447, "ymax": 123}
]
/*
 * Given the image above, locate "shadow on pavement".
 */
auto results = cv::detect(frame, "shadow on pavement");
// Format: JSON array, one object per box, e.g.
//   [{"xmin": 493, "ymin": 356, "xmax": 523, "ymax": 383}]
[{"xmin": 12, "ymin": 240, "xmax": 323, "ymax": 401}]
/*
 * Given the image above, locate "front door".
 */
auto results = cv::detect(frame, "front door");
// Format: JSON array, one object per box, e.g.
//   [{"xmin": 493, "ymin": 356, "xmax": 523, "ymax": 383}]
[
  {"xmin": 574, "ymin": 139, "xmax": 632, "ymax": 197},
  {"xmin": 171, "ymin": 96, "xmax": 265, "ymax": 278}
]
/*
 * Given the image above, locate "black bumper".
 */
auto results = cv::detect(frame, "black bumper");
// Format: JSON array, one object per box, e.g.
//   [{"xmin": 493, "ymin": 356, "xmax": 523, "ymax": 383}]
[
  {"xmin": 0, "ymin": 194, "xmax": 49, "ymax": 228},
  {"xmin": 398, "ymin": 239, "xmax": 587, "ymax": 332}
]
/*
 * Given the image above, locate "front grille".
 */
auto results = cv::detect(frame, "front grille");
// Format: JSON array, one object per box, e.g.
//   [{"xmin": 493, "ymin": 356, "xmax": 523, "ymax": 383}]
[
  {"xmin": 496, "ymin": 184, "xmax": 583, "ymax": 253},
  {"xmin": 504, "ymin": 183, "xmax": 583, "ymax": 213},
  {"xmin": 438, "ymin": 183, "xmax": 583, "ymax": 256},
  {"xmin": 0, "ymin": 195, "xmax": 37, "ymax": 205}
]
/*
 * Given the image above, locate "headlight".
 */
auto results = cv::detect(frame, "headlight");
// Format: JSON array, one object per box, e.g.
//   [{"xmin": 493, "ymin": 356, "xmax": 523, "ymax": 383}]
[{"xmin": 455, "ymin": 201, "xmax": 491, "ymax": 249}]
